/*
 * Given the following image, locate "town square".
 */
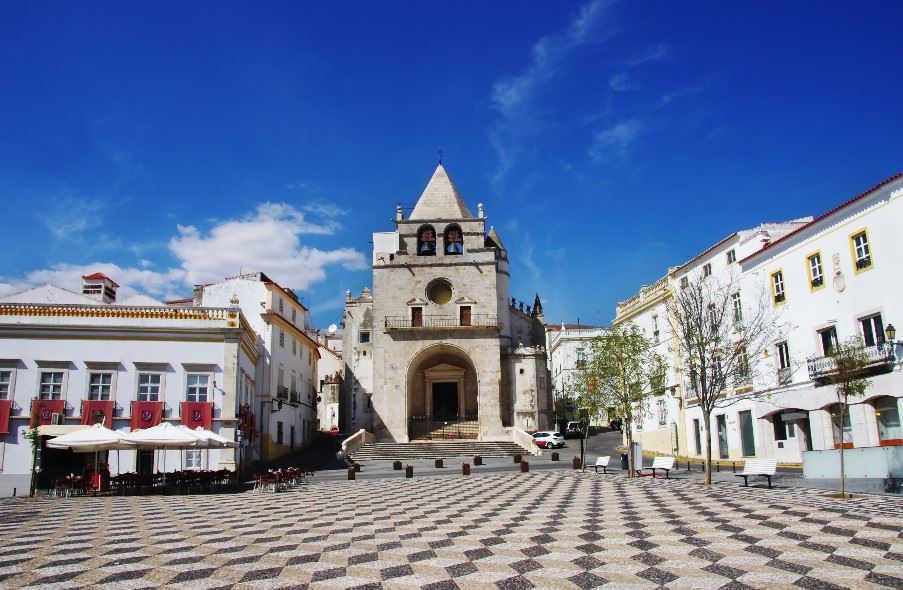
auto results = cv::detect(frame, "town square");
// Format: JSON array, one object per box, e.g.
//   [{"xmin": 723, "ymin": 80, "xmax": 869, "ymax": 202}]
[{"xmin": 1, "ymin": 2, "xmax": 902, "ymax": 589}]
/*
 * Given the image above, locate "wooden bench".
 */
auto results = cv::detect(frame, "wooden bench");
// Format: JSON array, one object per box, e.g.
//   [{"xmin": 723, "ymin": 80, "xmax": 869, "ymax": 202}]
[
  {"xmin": 638, "ymin": 456, "xmax": 674, "ymax": 479},
  {"xmin": 593, "ymin": 456, "xmax": 610, "ymax": 474},
  {"xmin": 735, "ymin": 459, "xmax": 777, "ymax": 488}
]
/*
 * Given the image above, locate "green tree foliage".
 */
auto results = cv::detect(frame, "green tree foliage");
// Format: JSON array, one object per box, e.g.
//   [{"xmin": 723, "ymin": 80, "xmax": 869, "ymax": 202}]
[
  {"xmin": 574, "ymin": 323, "xmax": 667, "ymax": 477},
  {"xmin": 829, "ymin": 336, "xmax": 870, "ymax": 498}
]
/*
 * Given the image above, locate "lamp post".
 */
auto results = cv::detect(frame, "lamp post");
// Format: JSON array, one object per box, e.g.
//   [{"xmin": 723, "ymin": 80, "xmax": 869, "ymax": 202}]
[{"xmin": 885, "ymin": 323, "xmax": 896, "ymax": 355}]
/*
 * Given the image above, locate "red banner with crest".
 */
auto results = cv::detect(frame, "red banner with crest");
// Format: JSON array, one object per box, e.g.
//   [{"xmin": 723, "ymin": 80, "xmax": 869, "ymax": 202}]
[
  {"xmin": 30, "ymin": 399, "xmax": 65, "ymax": 426},
  {"xmin": 180, "ymin": 401, "xmax": 213, "ymax": 430},
  {"xmin": 130, "ymin": 401, "xmax": 163, "ymax": 431},
  {"xmin": 0, "ymin": 400, "xmax": 11, "ymax": 434},
  {"xmin": 81, "ymin": 400, "xmax": 114, "ymax": 426}
]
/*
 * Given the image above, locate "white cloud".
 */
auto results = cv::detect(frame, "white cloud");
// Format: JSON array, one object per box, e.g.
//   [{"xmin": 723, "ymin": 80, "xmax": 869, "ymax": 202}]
[
  {"xmin": 42, "ymin": 197, "xmax": 106, "ymax": 239},
  {"xmin": 170, "ymin": 202, "xmax": 366, "ymax": 288},
  {"xmin": 589, "ymin": 118, "xmax": 644, "ymax": 160},
  {"xmin": 609, "ymin": 72, "xmax": 636, "ymax": 92},
  {"xmin": 2, "ymin": 200, "xmax": 368, "ymax": 303},
  {"xmin": 627, "ymin": 43, "xmax": 669, "ymax": 66},
  {"xmin": 488, "ymin": 0, "xmax": 613, "ymax": 185}
]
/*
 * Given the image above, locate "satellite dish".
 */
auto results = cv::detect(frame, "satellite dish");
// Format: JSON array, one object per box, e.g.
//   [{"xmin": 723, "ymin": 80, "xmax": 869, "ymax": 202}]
[{"xmin": 328, "ymin": 324, "xmax": 337, "ymax": 334}]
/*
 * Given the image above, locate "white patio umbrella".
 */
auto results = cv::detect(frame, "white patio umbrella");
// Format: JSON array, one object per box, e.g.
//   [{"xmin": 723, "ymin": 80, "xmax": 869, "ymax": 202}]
[
  {"xmin": 47, "ymin": 424, "xmax": 135, "ymax": 486},
  {"xmin": 123, "ymin": 422, "xmax": 205, "ymax": 478},
  {"xmin": 47, "ymin": 423, "xmax": 135, "ymax": 452},
  {"xmin": 177, "ymin": 426, "xmax": 238, "ymax": 470},
  {"xmin": 123, "ymin": 421, "xmax": 205, "ymax": 448}
]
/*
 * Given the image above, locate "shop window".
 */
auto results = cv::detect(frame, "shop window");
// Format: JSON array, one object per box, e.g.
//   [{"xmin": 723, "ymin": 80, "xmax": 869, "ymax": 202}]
[
  {"xmin": 874, "ymin": 397, "xmax": 901, "ymax": 444},
  {"xmin": 830, "ymin": 404, "xmax": 853, "ymax": 449}
]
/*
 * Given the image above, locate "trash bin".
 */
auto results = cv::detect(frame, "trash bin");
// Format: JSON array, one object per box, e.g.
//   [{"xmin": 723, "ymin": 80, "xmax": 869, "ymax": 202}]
[{"xmin": 620, "ymin": 453, "xmax": 629, "ymax": 470}]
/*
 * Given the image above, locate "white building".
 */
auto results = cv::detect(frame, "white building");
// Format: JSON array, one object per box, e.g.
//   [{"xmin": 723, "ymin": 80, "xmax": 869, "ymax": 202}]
[
  {"xmin": 616, "ymin": 220, "xmax": 812, "ymax": 458},
  {"xmin": 317, "ymin": 329, "xmax": 343, "ymax": 434},
  {"xmin": 740, "ymin": 173, "xmax": 903, "ymax": 462},
  {"xmin": 193, "ymin": 272, "xmax": 320, "ymax": 461},
  {"xmin": 545, "ymin": 323, "xmax": 608, "ymax": 429},
  {"xmin": 0, "ymin": 274, "xmax": 256, "ymax": 493}
]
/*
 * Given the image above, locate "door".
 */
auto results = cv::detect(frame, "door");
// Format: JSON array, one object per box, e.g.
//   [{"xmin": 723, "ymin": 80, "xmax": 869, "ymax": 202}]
[
  {"xmin": 459, "ymin": 306, "xmax": 471, "ymax": 327},
  {"xmin": 693, "ymin": 418, "xmax": 702, "ymax": 455},
  {"xmin": 432, "ymin": 382, "xmax": 458, "ymax": 420},
  {"xmin": 717, "ymin": 415, "xmax": 729, "ymax": 459},
  {"xmin": 411, "ymin": 307, "xmax": 423, "ymax": 327},
  {"xmin": 739, "ymin": 410, "xmax": 756, "ymax": 456}
]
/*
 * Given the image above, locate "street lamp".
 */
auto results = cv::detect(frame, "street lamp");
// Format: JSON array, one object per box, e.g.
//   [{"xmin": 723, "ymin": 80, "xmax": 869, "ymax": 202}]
[
  {"xmin": 885, "ymin": 323, "xmax": 896, "ymax": 345},
  {"xmin": 236, "ymin": 428, "xmax": 244, "ymax": 482}
]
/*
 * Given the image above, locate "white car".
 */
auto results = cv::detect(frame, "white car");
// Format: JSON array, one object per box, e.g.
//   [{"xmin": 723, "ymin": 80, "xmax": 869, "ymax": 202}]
[{"xmin": 532, "ymin": 431, "xmax": 565, "ymax": 449}]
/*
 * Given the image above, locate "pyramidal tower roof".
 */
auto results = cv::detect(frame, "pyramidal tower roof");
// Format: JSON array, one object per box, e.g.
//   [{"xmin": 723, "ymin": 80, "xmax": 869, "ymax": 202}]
[{"xmin": 409, "ymin": 164, "xmax": 473, "ymax": 220}]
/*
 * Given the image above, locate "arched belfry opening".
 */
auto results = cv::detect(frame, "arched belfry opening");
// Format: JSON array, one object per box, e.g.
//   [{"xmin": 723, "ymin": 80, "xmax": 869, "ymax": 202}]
[{"xmin": 406, "ymin": 344, "xmax": 479, "ymax": 439}]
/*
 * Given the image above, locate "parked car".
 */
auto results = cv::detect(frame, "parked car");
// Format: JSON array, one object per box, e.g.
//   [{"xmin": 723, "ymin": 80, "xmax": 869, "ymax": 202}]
[
  {"xmin": 532, "ymin": 431, "xmax": 565, "ymax": 449},
  {"xmin": 564, "ymin": 421, "xmax": 584, "ymax": 439}
]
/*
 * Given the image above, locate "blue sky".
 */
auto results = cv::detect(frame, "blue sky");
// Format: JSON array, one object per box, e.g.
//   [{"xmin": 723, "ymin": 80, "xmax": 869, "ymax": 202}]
[{"xmin": 1, "ymin": 1, "xmax": 901, "ymax": 328}]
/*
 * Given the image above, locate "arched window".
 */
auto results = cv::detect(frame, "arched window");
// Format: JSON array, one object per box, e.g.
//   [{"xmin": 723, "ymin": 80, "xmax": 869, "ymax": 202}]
[
  {"xmin": 444, "ymin": 224, "xmax": 464, "ymax": 255},
  {"xmin": 874, "ymin": 396, "xmax": 902, "ymax": 444},
  {"xmin": 417, "ymin": 225, "xmax": 437, "ymax": 256}
]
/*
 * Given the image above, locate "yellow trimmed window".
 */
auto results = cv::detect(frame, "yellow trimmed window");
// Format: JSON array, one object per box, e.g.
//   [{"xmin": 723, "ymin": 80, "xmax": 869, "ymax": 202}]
[
  {"xmin": 850, "ymin": 229, "xmax": 872, "ymax": 272},
  {"xmin": 771, "ymin": 270, "xmax": 786, "ymax": 305},
  {"xmin": 807, "ymin": 252, "xmax": 825, "ymax": 291}
]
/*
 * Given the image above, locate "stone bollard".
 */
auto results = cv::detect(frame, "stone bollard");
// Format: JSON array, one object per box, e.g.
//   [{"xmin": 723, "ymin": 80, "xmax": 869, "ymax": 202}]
[
  {"xmin": 393, "ymin": 460, "xmax": 402, "ymax": 470},
  {"xmin": 551, "ymin": 452, "xmax": 560, "ymax": 461},
  {"xmin": 462, "ymin": 463, "xmax": 471, "ymax": 476},
  {"xmin": 405, "ymin": 465, "xmax": 413, "ymax": 479},
  {"xmin": 572, "ymin": 456, "xmax": 582, "ymax": 470},
  {"xmin": 520, "ymin": 460, "xmax": 529, "ymax": 473},
  {"xmin": 474, "ymin": 455, "xmax": 483, "ymax": 466},
  {"xmin": 435, "ymin": 458, "xmax": 444, "ymax": 468},
  {"xmin": 347, "ymin": 467, "xmax": 356, "ymax": 480},
  {"xmin": 513, "ymin": 454, "xmax": 522, "ymax": 464}
]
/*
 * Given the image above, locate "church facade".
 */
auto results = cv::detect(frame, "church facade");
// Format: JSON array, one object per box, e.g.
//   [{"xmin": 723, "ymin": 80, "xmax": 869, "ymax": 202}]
[{"xmin": 342, "ymin": 165, "xmax": 551, "ymax": 442}]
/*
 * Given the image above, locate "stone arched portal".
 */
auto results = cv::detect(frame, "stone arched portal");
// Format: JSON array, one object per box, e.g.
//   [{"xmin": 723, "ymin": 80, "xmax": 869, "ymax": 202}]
[{"xmin": 406, "ymin": 344, "xmax": 479, "ymax": 439}]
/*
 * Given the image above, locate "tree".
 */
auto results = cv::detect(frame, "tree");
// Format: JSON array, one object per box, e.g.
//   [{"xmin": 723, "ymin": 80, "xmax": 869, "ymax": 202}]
[
  {"xmin": 828, "ymin": 336, "xmax": 870, "ymax": 499},
  {"xmin": 574, "ymin": 323, "xmax": 667, "ymax": 477},
  {"xmin": 26, "ymin": 402, "xmax": 42, "ymax": 497},
  {"xmin": 667, "ymin": 272, "xmax": 780, "ymax": 485}
]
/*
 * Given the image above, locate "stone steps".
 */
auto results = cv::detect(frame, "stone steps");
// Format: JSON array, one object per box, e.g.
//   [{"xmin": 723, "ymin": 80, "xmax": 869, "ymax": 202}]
[{"xmin": 350, "ymin": 441, "xmax": 529, "ymax": 462}]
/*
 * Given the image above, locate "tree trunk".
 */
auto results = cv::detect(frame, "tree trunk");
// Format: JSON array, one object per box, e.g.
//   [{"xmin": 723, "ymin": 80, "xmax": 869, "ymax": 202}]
[
  {"xmin": 703, "ymin": 409, "xmax": 713, "ymax": 486},
  {"xmin": 625, "ymin": 423, "xmax": 635, "ymax": 479},
  {"xmin": 839, "ymin": 401, "xmax": 846, "ymax": 498}
]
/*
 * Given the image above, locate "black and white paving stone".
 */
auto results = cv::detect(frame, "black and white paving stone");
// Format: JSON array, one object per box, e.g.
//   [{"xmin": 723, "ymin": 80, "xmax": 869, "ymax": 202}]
[{"xmin": 0, "ymin": 471, "xmax": 901, "ymax": 589}]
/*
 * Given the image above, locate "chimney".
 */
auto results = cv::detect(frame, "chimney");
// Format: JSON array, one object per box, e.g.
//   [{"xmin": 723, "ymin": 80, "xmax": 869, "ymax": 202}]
[{"xmin": 81, "ymin": 273, "xmax": 119, "ymax": 304}]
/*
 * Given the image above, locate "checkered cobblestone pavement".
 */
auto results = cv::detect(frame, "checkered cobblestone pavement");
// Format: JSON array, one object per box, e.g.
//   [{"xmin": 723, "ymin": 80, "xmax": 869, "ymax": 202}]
[{"xmin": 0, "ymin": 471, "xmax": 901, "ymax": 589}]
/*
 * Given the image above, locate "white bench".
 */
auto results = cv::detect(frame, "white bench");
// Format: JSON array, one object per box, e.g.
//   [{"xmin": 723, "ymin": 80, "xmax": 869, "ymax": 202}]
[
  {"xmin": 638, "ymin": 456, "xmax": 674, "ymax": 479},
  {"xmin": 735, "ymin": 459, "xmax": 777, "ymax": 488},
  {"xmin": 593, "ymin": 456, "xmax": 610, "ymax": 474}
]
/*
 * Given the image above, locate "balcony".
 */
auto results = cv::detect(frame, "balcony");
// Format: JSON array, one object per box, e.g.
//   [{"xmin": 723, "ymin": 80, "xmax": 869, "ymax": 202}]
[
  {"xmin": 777, "ymin": 366, "xmax": 792, "ymax": 386},
  {"xmin": 807, "ymin": 343, "xmax": 896, "ymax": 382},
  {"xmin": 683, "ymin": 380, "xmax": 699, "ymax": 401},
  {"xmin": 385, "ymin": 314, "xmax": 498, "ymax": 330},
  {"xmin": 289, "ymin": 390, "xmax": 299, "ymax": 404},
  {"xmin": 276, "ymin": 386, "xmax": 289, "ymax": 401}
]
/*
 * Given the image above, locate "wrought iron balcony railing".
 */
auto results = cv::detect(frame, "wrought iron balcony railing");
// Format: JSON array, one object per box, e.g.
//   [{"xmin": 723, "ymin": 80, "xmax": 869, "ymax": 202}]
[
  {"xmin": 807, "ymin": 343, "xmax": 896, "ymax": 381},
  {"xmin": 385, "ymin": 314, "xmax": 498, "ymax": 330}
]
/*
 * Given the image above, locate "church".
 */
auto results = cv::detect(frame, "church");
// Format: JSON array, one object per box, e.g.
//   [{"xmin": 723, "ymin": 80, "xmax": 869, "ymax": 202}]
[{"xmin": 341, "ymin": 164, "xmax": 551, "ymax": 442}]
